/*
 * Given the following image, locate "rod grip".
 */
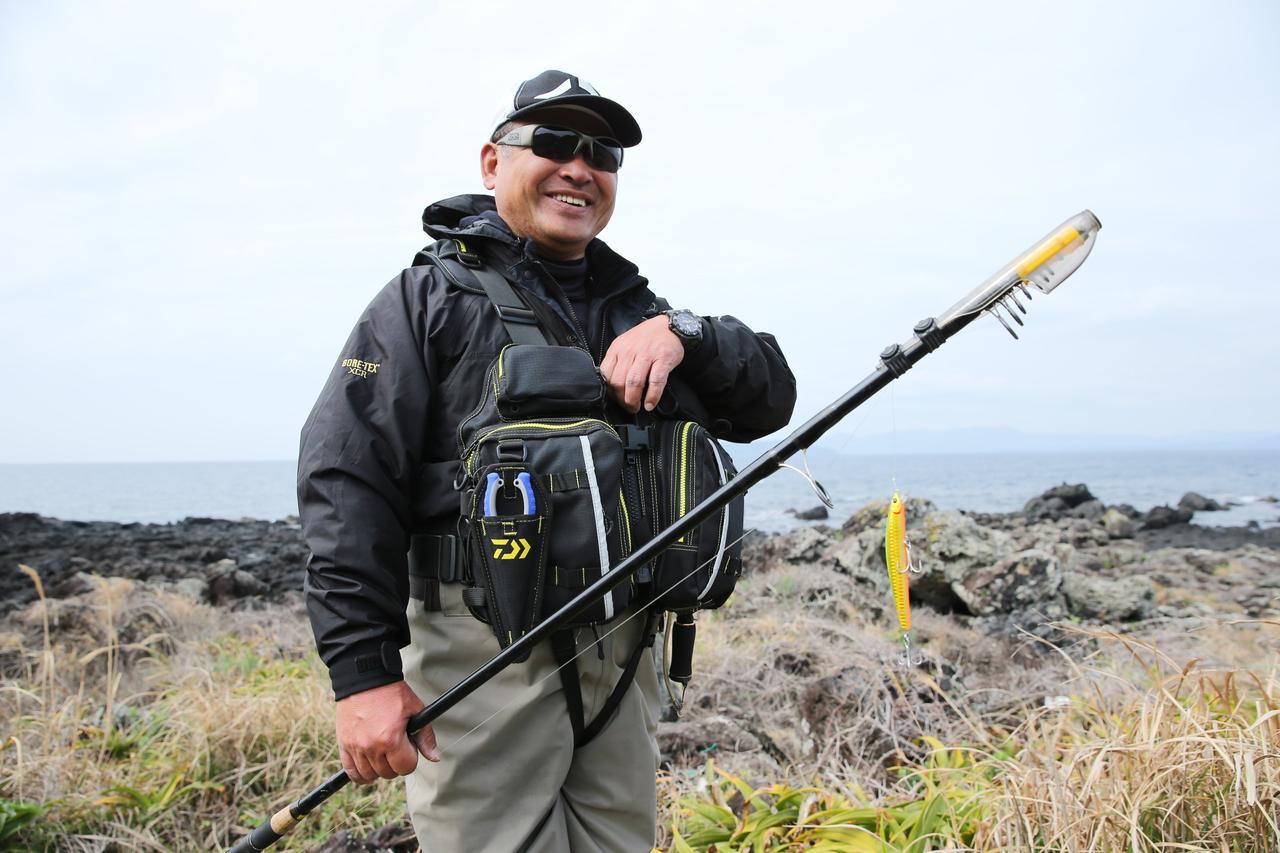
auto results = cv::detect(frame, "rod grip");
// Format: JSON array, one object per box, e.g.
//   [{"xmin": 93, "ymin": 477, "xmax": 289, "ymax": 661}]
[
  {"xmin": 226, "ymin": 804, "xmax": 296, "ymax": 852},
  {"xmin": 227, "ymin": 822, "xmax": 278, "ymax": 853},
  {"xmin": 668, "ymin": 612, "xmax": 697, "ymax": 686}
]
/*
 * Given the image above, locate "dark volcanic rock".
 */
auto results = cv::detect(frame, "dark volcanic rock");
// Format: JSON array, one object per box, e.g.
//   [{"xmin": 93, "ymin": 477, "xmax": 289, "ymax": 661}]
[
  {"xmin": 0, "ymin": 513, "xmax": 308, "ymax": 614},
  {"xmin": 1068, "ymin": 499, "xmax": 1107, "ymax": 521},
  {"xmin": 1042, "ymin": 483, "xmax": 1096, "ymax": 505},
  {"xmin": 1024, "ymin": 484, "xmax": 1097, "ymax": 522},
  {"xmin": 1142, "ymin": 505, "xmax": 1194, "ymax": 530},
  {"xmin": 1178, "ymin": 492, "xmax": 1226, "ymax": 512},
  {"xmin": 206, "ymin": 559, "xmax": 271, "ymax": 605},
  {"xmin": 1024, "ymin": 496, "xmax": 1071, "ymax": 522},
  {"xmin": 787, "ymin": 505, "xmax": 830, "ymax": 521},
  {"xmin": 1139, "ymin": 524, "xmax": 1280, "ymax": 551}
]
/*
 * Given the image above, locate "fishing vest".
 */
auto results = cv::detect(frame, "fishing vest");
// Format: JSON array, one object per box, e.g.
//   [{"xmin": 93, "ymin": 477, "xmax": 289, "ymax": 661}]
[{"xmin": 407, "ymin": 244, "xmax": 745, "ymax": 741}]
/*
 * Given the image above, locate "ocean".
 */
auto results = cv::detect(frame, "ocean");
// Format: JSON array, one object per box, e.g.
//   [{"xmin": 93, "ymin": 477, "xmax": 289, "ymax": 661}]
[{"xmin": 2, "ymin": 450, "xmax": 1277, "ymax": 534}]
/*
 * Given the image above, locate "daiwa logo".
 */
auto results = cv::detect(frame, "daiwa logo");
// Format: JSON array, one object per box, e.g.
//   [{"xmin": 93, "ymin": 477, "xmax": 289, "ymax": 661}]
[{"xmin": 491, "ymin": 538, "xmax": 531, "ymax": 560}]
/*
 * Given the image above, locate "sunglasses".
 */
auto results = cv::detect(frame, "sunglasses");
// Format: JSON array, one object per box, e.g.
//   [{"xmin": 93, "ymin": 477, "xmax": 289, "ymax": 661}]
[{"xmin": 496, "ymin": 124, "xmax": 624, "ymax": 173}]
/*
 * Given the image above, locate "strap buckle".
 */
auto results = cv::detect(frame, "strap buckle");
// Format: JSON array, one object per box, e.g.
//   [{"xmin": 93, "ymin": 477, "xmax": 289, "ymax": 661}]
[
  {"xmin": 621, "ymin": 425, "xmax": 651, "ymax": 451},
  {"xmin": 436, "ymin": 535, "xmax": 463, "ymax": 583},
  {"xmin": 493, "ymin": 304, "xmax": 540, "ymax": 326},
  {"xmin": 409, "ymin": 534, "xmax": 465, "ymax": 585},
  {"xmin": 497, "ymin": 438, "xmax": 526, "ymax": 462}
]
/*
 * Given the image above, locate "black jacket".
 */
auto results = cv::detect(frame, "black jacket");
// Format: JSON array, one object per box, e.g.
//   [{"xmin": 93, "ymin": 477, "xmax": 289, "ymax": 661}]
[{"xmin": 299, "ymin": 194, "xmax": 797, "ymax": 699}]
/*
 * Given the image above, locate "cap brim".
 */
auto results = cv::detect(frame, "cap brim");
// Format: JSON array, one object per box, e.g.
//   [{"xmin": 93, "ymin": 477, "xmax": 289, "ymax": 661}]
[{"xmin": 507, "ymin": 94, "xmax": 642, "ymax": 147}]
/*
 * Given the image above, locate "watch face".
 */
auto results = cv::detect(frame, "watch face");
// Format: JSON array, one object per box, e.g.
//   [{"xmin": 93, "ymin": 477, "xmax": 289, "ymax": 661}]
[{"xmin": 669, "ymin": 310, "xmax": 701, "ymax": 337}]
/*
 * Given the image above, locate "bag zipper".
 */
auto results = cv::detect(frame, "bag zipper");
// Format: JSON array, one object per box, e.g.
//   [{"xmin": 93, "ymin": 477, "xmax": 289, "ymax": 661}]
[
  {"xmin": 676, "ymin": 421, "xmax": 696, "ymax": 543},
  {"xmin": 464, "ymin": 417, "xmax": 621, "ymax": 475},
  {"xmin": 618, "ymin": 491, "xmax": 633, "ymax": 556}
]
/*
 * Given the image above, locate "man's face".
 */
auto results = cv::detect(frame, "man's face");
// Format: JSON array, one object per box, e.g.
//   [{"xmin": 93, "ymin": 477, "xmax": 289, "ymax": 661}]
[{"xmin": 481, "ymin": 121, "xmax": 618, "ymax": 261}]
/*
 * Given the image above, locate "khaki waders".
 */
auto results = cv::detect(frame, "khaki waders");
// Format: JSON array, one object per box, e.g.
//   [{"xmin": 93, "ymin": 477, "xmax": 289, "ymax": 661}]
[{"xmin": 402, "ymin": 582, "xmax": 662, "ymax": 852}]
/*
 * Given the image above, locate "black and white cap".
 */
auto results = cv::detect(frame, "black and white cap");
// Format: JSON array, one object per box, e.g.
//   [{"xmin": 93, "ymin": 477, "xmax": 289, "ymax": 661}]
[{"xmin": 493, "ymin": 70, "xmax": 642, "ymax": 147}]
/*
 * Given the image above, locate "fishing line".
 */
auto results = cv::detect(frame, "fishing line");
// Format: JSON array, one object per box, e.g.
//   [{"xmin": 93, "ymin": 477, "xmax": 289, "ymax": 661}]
[
  {"xmin": 438, "ymin": 525, "xmax": 760, "ymax": 754},
  {"xmin": 834, "ymin": 389, "xmax": 884, "ymax": 455},
  {"xmin": 890, "ymin": 382, "xmax": 899, "ymax": 494},
  {"xmin": 885, "ymin": 369, "xmax": 925, "ymax": 666}
]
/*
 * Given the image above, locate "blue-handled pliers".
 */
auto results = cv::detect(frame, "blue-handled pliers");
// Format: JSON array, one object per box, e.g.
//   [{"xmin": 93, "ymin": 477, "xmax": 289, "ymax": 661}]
[{"xmin": 483, "ymin": 471, "xmax": 536, "ymax": 516}]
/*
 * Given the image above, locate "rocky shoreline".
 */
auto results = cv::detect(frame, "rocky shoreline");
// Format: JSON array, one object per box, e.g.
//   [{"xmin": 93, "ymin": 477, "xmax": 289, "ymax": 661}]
[
  {"xmin": 3, "ymin": 484, "xmax": 1278, "ymax": 623},
  {"xmin": 752, "ymin": 485, "xmax": 1280, "ymax": 633},
  {"xmin": 0, "ymin": 513, "xmax": 310, "ymax": 615},
  {"xmin": 4, "ymin": 484, "xmax": 1278, "ymax": 851}
]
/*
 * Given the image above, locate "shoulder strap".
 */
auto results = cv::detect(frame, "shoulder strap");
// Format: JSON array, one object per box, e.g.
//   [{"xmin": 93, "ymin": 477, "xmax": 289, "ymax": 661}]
[
  {"xmin": 469, "ymin": 264, "xmax": 551, "ymax": 346},
  {"xmin": 416, "ymin": 240, "xmax": 552, "ymax": 346}
]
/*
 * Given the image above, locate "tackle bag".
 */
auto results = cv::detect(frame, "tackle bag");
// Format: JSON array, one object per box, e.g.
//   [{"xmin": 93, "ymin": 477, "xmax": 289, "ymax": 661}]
[
  {"xmin": 443, "ymin": 259, "xmax": 654, "ymax": 749},
  {"xmin": 434, "ymin": 246, "xmax": 747, "ymax": 730},
  {"xmin": 621, "ymin": 419, "xmax": 745, "ymax": 612},
  {"xmin": 456, "ymin": 343, "xmax": 635, "ymax": 660}
]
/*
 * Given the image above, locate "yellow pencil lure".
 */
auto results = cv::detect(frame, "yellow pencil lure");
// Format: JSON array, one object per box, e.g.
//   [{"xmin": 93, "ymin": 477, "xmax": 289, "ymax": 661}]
[{"xmin": 884, "ymin": 491, "xmax": 911, "ymax": 632}]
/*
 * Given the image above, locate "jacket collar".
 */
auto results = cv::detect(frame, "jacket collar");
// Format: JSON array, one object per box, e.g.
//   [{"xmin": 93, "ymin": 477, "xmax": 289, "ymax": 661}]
[{"xmin": 422, "ymin": 194, "xmax": 646, "ymax": 300}]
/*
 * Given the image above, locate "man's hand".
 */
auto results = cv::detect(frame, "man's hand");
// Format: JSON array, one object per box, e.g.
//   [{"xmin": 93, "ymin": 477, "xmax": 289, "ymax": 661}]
[
  {"xmin": 336, "ymin": 681, "xmax": 441, "ymax": 785},
  {"xmin": 599, "ymin": 315, "xmax": 684, "ymax": 413}
]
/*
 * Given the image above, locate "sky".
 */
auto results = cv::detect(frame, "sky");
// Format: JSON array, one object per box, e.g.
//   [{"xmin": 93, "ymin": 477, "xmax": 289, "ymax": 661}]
[{"xmin": 2, "ymin": 0, "xmax": 1277, "ymax": 463}]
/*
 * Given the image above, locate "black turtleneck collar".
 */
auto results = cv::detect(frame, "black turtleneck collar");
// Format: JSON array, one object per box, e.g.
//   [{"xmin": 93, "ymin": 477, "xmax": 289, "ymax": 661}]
[{"xmin": 421, "ymin": 194, "xmax": 647, "ymax": 302}]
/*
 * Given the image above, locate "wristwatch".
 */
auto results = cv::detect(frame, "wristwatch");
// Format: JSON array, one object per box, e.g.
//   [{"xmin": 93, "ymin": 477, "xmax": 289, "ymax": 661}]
[{"xmin": 663, "ymin": 309, "xmax": 703, "ymax": 349}]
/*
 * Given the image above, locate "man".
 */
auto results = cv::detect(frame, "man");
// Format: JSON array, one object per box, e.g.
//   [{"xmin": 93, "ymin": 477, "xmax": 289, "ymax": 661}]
[{"xmin": 298, "ymin": 70, "xmax": 796, "ymax": 851}]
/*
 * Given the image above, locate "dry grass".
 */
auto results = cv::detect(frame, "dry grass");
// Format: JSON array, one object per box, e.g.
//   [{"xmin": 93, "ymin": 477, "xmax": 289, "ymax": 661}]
[
  {"xmin": 0, "ymin": 567, "xmax": 403, "ymax": 851},
  {"xmin": 985, "ymin": 626, "xmax": 1280, "ymax": 849},
  {"xmin": 661, "ymin": 561, "xmax": 1280, "ymax": 851},
  {"xmin": 3, "ymin": 561, "xmax": 1278, "ymax": 851}
]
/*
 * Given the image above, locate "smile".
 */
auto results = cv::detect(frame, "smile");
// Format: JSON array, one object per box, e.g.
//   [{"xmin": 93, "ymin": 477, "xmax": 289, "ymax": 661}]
[{"xmin": 550, "ymin": 193, "xmax": 588, "ymax": 208}]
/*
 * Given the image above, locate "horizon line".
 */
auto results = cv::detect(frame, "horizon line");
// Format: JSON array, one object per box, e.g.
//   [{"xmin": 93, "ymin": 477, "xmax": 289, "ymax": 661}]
[{"xmin": 6, "ymin": 447, "xmax": 1280, "ymax": 466}]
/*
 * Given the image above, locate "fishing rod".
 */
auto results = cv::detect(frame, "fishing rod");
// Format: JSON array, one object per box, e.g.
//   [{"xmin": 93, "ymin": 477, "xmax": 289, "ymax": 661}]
[{"xmin": 227, "ymin": 210, "xmax": 1102, "ymax": 852}]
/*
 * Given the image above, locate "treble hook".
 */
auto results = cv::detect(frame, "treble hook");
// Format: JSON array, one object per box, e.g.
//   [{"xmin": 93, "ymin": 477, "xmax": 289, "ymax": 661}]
[
  {"xmin": 902, "ymin": 536, "xmax": 924, "ymax": 574},
  {"xmin": 897, "ymin": 632, "xmax": 925, "ymax": 667}
]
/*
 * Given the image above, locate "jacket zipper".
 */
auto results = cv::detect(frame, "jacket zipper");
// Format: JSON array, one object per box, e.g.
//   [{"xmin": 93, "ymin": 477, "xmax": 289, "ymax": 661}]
[
  {"xmin": 528, "ymin": 256, "xmax": 635, "ymax": 364},
  {"xmin": 527, "ymin": 258, "xmax": 593, "ymax": 358}
]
